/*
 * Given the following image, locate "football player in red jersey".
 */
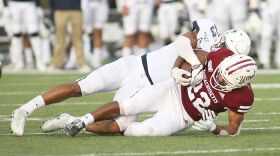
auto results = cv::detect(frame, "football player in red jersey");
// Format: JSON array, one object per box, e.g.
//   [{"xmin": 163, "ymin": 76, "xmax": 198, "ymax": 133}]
[
  {"xmin": 11, "ymin": 26, "xmax": 251, "ymax": 136},
  {"xmin": 53, "ymin": 47, "xmax": 257, "ymax": 137}
]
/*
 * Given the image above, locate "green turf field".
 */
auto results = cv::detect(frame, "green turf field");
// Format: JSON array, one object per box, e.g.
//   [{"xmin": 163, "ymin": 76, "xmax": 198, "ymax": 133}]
[{"xmin": 1, "ymin": 71, "xmax": 280, "ymax": 156}]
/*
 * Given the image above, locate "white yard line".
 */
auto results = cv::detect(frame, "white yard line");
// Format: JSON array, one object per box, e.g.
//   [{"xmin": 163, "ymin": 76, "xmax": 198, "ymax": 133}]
[
  {"xmin": 252, "ymin": 84, "xmax": 280, "ymax": 89},
  {"xmin": 218, "ymin": 120, "xmax": 269, "ymax": 123},
  {"xmin": 0, "ymin": 117, "xmax": 49, "ymax": 121},
  {"xmin": 0, "ymin": 91, "xmax": 40, "ymax": 95},
  {"xmin": 0, "ymin": 83, "xmax": 280, "ymax": 96},
  {"xmin": 242, "ymin": 127, "xmax": 280, "ymax": 130},
  {"xmin": 0, "ymin": 82, "xmax": 54, "ymax": 86},
  {"xmin": 0, "ymin": 101, "xmax": 105, "ymax": 107},
  {"xmin": 257, "ymin": 69, "xmax": 280, "ymax": 75},
  {"xmin": 3, "ymin": 69, "xmax": 280, "ymax": 74},
  {"xmin": 254, "ymin": 97, "xmax": 280, "ymax": 101},
  {"xmin": 0, "ymin": 132, "xmax": 56, "ymax": 136},
  {"xmin": 1, "ymin": 127, "xmax": 280, "ymax": 136},
  {"xmin": 81, "ymin": 147, "xmax": 280, "ymax": 156},
  {"xmin": 0, "ymin": 97, "xmax": 280, "ymax": 107}
]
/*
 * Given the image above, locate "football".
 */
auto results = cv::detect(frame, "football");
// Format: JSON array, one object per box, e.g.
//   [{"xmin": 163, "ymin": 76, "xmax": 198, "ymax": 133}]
[{"xmin": 180, "ymin": 62, "xmax": 191, "ymax": 79}]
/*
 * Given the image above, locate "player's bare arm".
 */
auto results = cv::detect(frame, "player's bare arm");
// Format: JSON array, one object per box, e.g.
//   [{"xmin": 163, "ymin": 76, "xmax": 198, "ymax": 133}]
[
  {"xmin": 212, "ymin": 110, "xmax": 244, "ymax": 136},
  {"xmin": 173, "ymin": 32, "xmax": 198, "ymax": 68}
]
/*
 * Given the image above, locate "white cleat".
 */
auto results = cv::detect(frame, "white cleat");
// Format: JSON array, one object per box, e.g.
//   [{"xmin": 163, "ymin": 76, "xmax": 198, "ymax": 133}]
[
  {"xmin": 41, "ymin": 113, "xmax": 77, "ymax": 133},
  {"xmin": 11, "ymin": 109, "xmax": 29, "ymax": 136}
]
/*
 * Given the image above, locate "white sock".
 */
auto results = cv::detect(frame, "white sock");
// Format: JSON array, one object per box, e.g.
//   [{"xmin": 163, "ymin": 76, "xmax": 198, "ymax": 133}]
[
  {"xmin": 24, "ymin": 48, "xmax": 33, "ymax": 64},
  {"xmin": 80, "ymin": 113, "xmax": 94, "ymax": 126},
  {"xmin": 136, "ymin": 48, "xmax": 147, "ymax": 56},
  {"xmin": 11, "ymin": 37, "xmax": 23, "ymax": 67},
  {"xmin": 19, "ymin": 95, "xmax": 45, "ymax": 114},
  {"xmin": 122, "ymin": 47, "xmax": 132, "ymax": 56},
  {"xmin": 30, "ymin": 36, "xmax": 42, "ymax": 62}
]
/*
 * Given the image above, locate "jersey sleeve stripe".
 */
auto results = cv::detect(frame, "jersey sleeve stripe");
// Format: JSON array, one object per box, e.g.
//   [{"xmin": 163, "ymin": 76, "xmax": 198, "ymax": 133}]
[
  {"xmin": 238, "ymin": 109, "xmax": 251, "ymax": 113},
  {"xmin": 239, "ymin": 106, "xmax": 252, "ymax": 109}
]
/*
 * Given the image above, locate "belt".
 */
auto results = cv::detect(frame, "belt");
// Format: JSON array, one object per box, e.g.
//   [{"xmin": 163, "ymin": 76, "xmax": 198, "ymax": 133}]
[{"xmin": 141, "ymin": 54, "xmax": 154, "ymax": 85}]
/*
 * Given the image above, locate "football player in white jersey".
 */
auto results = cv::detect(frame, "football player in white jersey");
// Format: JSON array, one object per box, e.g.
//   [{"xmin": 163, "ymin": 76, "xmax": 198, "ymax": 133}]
[
  {"xmin": 157, "ymin": 0, "xmax": 184, "ymax": 45},
  {"xmin": 10, "ymin": 19, "xmax": 251, "ymax": 136},
  {"xmin": 258, "ymin": 0, "xmax": 280, "ymax": 68},
  {"xmin": 121, "ymin": 0, "xmax": 155, "ymax": 56},
  {"xmin": 82, "ymin": 0, "xmax": 109, "ymax": 68},
  {"xmin": 206, "ymin": 0, "xmax": 247, "ymax": 34},
  {"xmin": 7, "ymin": 0, "xmax": 46, "ymax": 71}
]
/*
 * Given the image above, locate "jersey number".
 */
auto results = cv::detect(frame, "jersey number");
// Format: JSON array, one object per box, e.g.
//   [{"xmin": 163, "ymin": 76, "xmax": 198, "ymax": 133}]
[
  {"xmin": 210, "ymin": 25, "xmax": 218, "ymax": 37},
  {"xmin": 187, "ymin": 83, "xmax": 211, "ymax": 113}
]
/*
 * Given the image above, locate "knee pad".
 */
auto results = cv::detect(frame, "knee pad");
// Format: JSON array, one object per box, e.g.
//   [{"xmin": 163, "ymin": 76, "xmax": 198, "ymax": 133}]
[
  {"xmin": 29, "ymin": 32, "xmax": 39, "ymax": 37},
  {"xmin": 124, "ymin": 122, "xmax": 154, "ymax": 136},
  {"xmin": 115, "ymin": 115, "xmax": 137, "ymax": 131},
  {"xmin": 13, "ymin": 33, "xmax": 22, "ymax": 38}
]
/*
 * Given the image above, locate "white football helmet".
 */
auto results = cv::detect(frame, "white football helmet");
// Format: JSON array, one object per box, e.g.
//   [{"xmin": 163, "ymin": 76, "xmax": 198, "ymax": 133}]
[
  {"xmin": 210, "ymin": 54, "xmax": 257, "ymax": 92},
  {"xmin": 214, "ymin": 29, "xmax": 251, "ymax": 55}
]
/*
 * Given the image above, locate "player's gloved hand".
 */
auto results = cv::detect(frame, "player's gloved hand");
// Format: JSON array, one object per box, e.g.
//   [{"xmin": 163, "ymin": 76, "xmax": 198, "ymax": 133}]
[
  {"xmin": 192, "ymin": 110, "xmax": 217, "ymax": 132},
  {"xmin": 190, "ymin": 64, "xmax": 204, "ymax": 86},
  {"xmin": 171, "ymin": 67, "xmax": 191, "ymax": 86},
  {"xmin": 201, "ymin": 109, "xmax": 217, "ymax": 121}
]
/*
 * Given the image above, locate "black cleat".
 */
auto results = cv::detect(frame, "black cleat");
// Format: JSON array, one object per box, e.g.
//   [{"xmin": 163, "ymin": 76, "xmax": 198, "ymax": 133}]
[{"xmin": 63, "ymin": 119, "xmax": 85, "ymax": 137}]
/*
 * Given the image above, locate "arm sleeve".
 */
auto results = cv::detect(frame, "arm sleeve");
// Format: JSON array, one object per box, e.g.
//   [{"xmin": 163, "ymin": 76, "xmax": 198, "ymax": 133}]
[{"xmin": 174, "ymin": 36, "xmax": 201, "ymax": 66}]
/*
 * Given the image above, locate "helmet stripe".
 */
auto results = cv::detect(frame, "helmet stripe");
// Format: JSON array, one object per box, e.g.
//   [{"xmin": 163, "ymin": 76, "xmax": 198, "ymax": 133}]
[
  {"xmin": 226, "ymin": 59, "xmax": 252, "ymax": 70},
  {"xmin": 228, "ymin": 63, "xmax": 256, "ymax": 75}
]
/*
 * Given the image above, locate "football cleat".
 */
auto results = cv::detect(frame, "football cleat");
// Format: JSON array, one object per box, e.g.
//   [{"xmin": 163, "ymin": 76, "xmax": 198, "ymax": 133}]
[
  {"xmin": 41, "ymin": 113, "xmax": 77, "ymax": 133},
  {"xmin": 11, "ymin": 109, "xmax": 29, "ymax": 136},
  {"xmin": 64, "ymin": 119, "xmax": 85, "ymax": 137}
]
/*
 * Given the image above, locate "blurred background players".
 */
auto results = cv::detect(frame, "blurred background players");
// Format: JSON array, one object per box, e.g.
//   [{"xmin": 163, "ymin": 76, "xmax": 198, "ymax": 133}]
[
  {"xmin": 0, "ymin": 0, "xmax": 279, "ymax": 70},
  {"xmin": 4, "ymin": 0, "xmax": 46, "ymax": 71},
  {"xmin": 206, "ymin": 0, "xmax": 247, "ymax": 34},
  {"xmin": 82, "ymin": 0, "xmax": 109, "ymax": 68},
  {"xmin": 120, "ymin": 0, "xmax": 154, "ymax": 56},
  {"xmin": 49, "ymin": 0, "xmax": 90, "ymax": 72},
  {"xmin": 183, "ymin": 0, "xmax": 208, "ymax": 22},
  {"xmin": 157, "ymin": 0, "xmax": 184, "ymax": 45},
  {"xmin": 258, "ymin": 0, "xmax": 280, "ymax": 69}
]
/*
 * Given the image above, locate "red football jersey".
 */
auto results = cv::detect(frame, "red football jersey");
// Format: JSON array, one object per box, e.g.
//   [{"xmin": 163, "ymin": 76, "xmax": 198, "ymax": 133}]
[{"xmin": 181, "ymin": 48, "xmax": 254, "ymax": 121}]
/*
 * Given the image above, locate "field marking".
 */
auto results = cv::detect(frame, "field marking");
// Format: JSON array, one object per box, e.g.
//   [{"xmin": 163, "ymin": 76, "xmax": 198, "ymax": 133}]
[
  {"xmin": 3, "ymin": 69, "xmax": 280, "ymax": 74},
  {"xmin": 252, "ymin": 84, "xmax": 280, "ymax": 89},
  {"xmin": 0, "ymin": 117, "xmax": 49, "ymax": 122},
  {"xmin": 242, "ymin": 127, "xmax": 280, "ymax": 130},
  {"xmin": 1, "ymin": 127, "xmax": 280, "ymax": 136},
  {"xmin": 0, "ymin": 91, "xmax": 41, "ymax": 95},
  {"xmin": 255, "ymin": 97, "xmax": 280, "ymax": 101},
  {"xmin": 0, "ymin": 132, "xmax": 57, "ymax": 136},
  {"xmin": 1, "ymin": 97, "xmax": 280, "ymax": 108},
  {"xmin": 80, "ymin": 147, "xmax": 280, "ymax": 156},
  {"xmin": 0, "ymin": 101, "xmax": 105, "ymax": 107},
  {"xmin": 219, "ymin": 120, "xmax": 269, "ymax": 124},
  {"xmin": 0, "ymin": 82, "xmax": 54, "ymax": 86},
  {"xmin": 0, "ymin": 83, "xmax": 280, "ymax": 96},
  {"xmin": 257, "ymin": 69, "xmax": 280, "ymax": 74}
]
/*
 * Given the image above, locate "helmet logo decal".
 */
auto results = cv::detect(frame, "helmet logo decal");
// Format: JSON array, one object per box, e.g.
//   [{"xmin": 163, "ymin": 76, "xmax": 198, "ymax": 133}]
[
  {"xmin": 208, "ymin": 60, "xmax": 213, "ymax": 72},
  {"xmin": 239, "ymin": 71, "xmax": 256, "ymax": 84}
]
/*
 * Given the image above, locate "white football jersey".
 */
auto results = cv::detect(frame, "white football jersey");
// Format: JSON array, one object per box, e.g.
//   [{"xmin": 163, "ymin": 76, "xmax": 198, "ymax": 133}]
[
  {"xmin": 147, "ymin": 19, "xmax": 219, "ymax": 84},
  {"xmin": 192, "ymin": 19, "xmax": 219, "ymax": 52}
]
